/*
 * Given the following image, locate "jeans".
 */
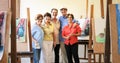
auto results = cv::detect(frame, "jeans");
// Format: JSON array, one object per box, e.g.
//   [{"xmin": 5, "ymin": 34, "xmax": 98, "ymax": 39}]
[{"xmin": 33, "ymin": 48, "xmax": 41, "ymax": 63}]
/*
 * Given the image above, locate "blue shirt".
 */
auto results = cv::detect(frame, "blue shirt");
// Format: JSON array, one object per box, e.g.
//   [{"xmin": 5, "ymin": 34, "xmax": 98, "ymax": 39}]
[
  {"xmin": 59, "ymin": 16, "xmax": 68, "ymax": 42},
  {"xmin": 31, "ymin": 23, "xmax": 44, "ymax": 49}
]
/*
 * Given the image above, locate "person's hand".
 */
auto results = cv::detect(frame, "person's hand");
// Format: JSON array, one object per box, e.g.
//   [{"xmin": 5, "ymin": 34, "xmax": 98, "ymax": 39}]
[
  {"xmin": 65, "ymin": 36, "xmax": 70, "ymax": 40},
  {"xmin": 35, "ymin": 42, "xmax": 40, "ymax": 49},
  {"xmin": 53, "ymin": 42, "xmax": 56, "ymax": 48},
  {"xmin": 34, "ymin": 40, "xmax": 38, "ymax": 44}
]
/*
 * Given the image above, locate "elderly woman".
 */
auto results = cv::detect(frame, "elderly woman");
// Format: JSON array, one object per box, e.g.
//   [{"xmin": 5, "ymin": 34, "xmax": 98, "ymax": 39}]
[
  {"xmin": 31, "ymin": 14, "xmax": 44, "ymax": 63},
  {"xmin": 62, "ymin": 13, "xmax": 81, "ymax": 63}
]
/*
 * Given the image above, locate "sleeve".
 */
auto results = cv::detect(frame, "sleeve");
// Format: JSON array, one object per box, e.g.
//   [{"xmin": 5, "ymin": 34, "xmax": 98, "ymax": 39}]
[
  {"xmin": 58, "ymin": 21, "xmax": 60, "ymax": 30},
  {"xmin": 31, "ymin": 25, "xmax": 37, "ymax": 37},
  {"xmin": 38, "ymin": 30, "xmax": 43, "ymax": 42},
  {"xmin": 76, "ymin": 24, "xmax": 81, "ymax": 34}
]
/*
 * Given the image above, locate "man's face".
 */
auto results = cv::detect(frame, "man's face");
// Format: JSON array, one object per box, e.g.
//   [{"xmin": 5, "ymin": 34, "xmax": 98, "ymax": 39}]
[{"xmin": 61, "ymin": 9, "xmax": 67, "ymax": 16}]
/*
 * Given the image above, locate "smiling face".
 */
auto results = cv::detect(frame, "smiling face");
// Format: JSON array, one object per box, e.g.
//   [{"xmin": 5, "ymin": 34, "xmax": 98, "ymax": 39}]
[
  {"xmin": 44, "ymin": 16, "xmax": 51, "ymax": 23},
  {"xmin": 36, "ymin": 17, "xmax": 43, "ymax": 25},
  {"xmin": 35, "ymin": 14, "xmax": 43, "ymax": 26},
  {"xmin": 67, "ymin": 15, "xmax": 73, "ymax": 23},
  {"xmin": 67, "ymin": 14, "xmax": 74, "ymax": 23},
  {"xmin": 51, "ymin": 9, "xmax": 58, "ymax": 18},
  {"xmin": 44, "ymin": 12, "xmax": 51, "ymax": 24}
]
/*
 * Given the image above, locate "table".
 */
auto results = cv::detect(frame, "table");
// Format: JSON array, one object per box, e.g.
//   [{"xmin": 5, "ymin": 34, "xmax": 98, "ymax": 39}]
[{"xmin": 78, "ymin": 39, "xmax": 89, "ymax": 60}]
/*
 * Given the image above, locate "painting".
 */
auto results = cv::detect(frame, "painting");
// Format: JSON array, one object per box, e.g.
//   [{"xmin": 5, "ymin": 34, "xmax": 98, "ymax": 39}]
[
  {"xmin": 94, "ymin": 18, "xmax": 106, "ymax": 43},
  {"xmin": 16, "ymin": 18, "xmax": 27, "ymax": 42},
  {"xmin": 77, "ymin": 18, "xmax": 89, "ymax": 40},
  {"xmin": 0, "ymin": 11, "xmax": 7, "ymax": 60},
  {"xmin": 116, "ymin": 4, "xmax": 120, "ymax": 54},
  {"xmin": 96, "ymin": 29, "xmax": 105, "ymax": 43}
]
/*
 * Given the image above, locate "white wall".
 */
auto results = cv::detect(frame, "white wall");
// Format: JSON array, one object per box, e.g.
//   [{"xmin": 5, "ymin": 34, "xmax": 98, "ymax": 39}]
[{"xmin": 20, "ymin": 0, "xmax": 87, "ymax": 22}]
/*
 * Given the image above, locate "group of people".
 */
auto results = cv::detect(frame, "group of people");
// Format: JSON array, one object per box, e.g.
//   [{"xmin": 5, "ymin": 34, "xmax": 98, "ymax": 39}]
[{"xmin": 31, "ymin": 8, "xmax": 81, "ymax": 63}]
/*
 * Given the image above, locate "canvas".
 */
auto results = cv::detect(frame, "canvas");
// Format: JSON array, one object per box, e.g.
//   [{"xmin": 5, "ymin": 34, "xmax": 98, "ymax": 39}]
[
  {"xmin": 0, "ymin": 11, "xmax": 7, "ymax": 60},
  {"xmin": 77, "ymin": 18, "xmax": 89, "ymax": 40},
  {"xmin": 16, "ymin": 18, "xmax": 27, "ymax": 42},
  {"xmin": 94, "ymin": 18, "xmax": 106, "ymax": 43},
  {"xmin": 116, "ymin": 4, "xmax": 120, "ymax": 54}
]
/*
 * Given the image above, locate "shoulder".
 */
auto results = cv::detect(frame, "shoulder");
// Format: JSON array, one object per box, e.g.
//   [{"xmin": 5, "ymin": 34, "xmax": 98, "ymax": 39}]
[
  {"xmin": 58, "ymin": 16, "xmax": 63, "ymax": 20},
  {"xmin": 31, "ymin": 23, "xmax": 37, "ymax": 29}
]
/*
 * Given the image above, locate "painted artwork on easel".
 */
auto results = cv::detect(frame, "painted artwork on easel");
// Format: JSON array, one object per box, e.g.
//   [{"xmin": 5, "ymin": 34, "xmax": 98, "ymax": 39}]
[
  {"xmin": 0, "ymin": 11, "xmax": 7, "ymax": 60},
  {"xmin": 116, "ymin": 4, "xmax": 120, "ymax": 54},
  {"xmin": 94, "ymin": 18, "xmax": 106, "ymax": 43},
  {"xmin": 16, "ymin": 18, "xmax": 27, "ymax": 42},
  {"xmin": 77, "ymin": 18, "xmax": 89, "ymax": 40},
  {"xmin": 96, "ymin": 29, "xmax": 105, "ymax": 43}
]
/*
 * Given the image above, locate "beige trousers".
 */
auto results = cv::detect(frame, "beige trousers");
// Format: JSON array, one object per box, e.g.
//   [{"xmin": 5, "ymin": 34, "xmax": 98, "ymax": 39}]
[
  {"xmin": 60, "ymin": 42, "xmax": 68, "ymax": 63},
  {"xmin": 42, "ymin": 41, "xmax": 54, "ymax": 63}
]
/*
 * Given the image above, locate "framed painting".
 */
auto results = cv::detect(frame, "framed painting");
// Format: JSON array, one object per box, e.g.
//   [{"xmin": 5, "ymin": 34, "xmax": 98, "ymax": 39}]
[
  {"xmin": 94, "ymin": 18, "xmax": 106, "ymax": 43},
  {"xmin": 77, "ymin": 18, "xmax": 89, "ymax": 40},
  {"xmin": 16, "ymin": 18, "xmax": 27, "ymax": 42},
  {"xmin": 0, "ymin": 11, "xmax": 7, "ymax": 61}
]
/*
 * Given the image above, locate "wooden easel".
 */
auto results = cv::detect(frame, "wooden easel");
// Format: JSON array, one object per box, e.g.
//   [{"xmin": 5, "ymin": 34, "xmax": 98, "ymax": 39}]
[
  {"xmin": 9, "ymin": 8, "xmax": 33, "ymax": 63},
  {"xmin": 9, "ymin": 0, "xmax": 33, "ymax": 63},
  {"xmin": 109, "ymin": 4, "xmax": 120, "ymax": 63},
  {"xmin": 88, "ymin": 4, "xmax": 95, "ymax": 63},
  {"xmin": 88, "ymin": 4, "xmax": 105, "ymax": 63},
  {"xmin": 104, "ymin": 0, "xmax": 112, "ymax": 63},
  {"xmin": 0, "ymin": 11, "xmax": 11, "ymax": 63},
  {"xmin": 100, "ymin": 0, "xmax": 104, "ymax": 18},
  {"xmin": 0, "ymin": 0, "xmax": 15, "ymax": 63}
]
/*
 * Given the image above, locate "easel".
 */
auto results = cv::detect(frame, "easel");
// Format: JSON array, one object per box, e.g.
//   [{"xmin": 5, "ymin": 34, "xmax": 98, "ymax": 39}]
[
  {"xmin": 88, "ymin": 4, "xmax": 95, "ymax": 63},
  {"xmin": 0, "ymin": 11, "xmax": 11, "ymax": 63},
  {"xmin": 88, "ymin": 4, "xmax": 105, "ymax": 63},
  {"xmin": 100, "ymin": 0, "xmax": 104, "ymax": 18},
  {"xmin": 109, "ymin": 4, "xmax": 120, "ymax": 63},
  {"xmin": 9, "ymin": 8, "xmax": 33, "ymax": 63},
  {"xmin": 88, "ymin": 0, "xmax": 112, "ymax": 63},
  {"xmin": 9, "ymin": 0, "xmax": 33, "ymax": 62},
  {"xmin": 104, "ymin": 0, "xmax": 112, "ymax": 63},
  {"xmin": 0, "ymin": 0, "xmax": 12, "ymax": 63}
]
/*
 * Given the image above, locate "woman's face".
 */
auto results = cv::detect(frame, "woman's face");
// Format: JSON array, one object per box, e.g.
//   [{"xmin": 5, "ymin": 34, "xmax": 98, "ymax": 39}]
[
  {"xmin": 36, "ymin": 17, "xmax": 43, "ymax": 25},
  {"xmin": 44, "ymin": 16, "xmax": 51, "ymax": 23},
  {"xmin": 67, "ymin": 15, "xmax": 73, "ymax": 23}
]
